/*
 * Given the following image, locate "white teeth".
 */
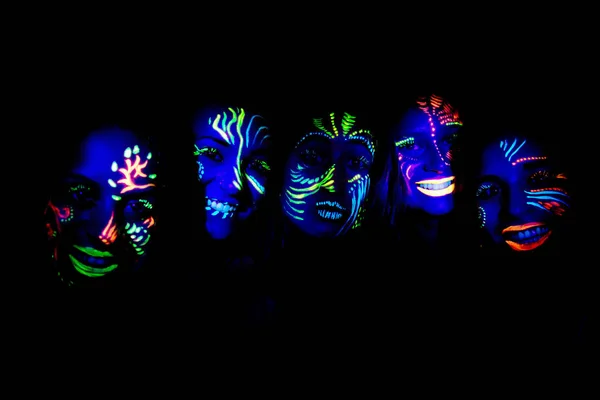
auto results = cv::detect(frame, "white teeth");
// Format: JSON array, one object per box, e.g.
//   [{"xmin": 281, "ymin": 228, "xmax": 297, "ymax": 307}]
[{"xmin": 205, "ymin": 197, "xmax": 237, "ymax": 218}]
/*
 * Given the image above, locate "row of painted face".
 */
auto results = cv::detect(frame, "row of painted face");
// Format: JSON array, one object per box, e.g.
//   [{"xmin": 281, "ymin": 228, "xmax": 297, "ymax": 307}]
[{"xmin": 44, "ymin": 96, "xmax": 572, "ymax": 286}]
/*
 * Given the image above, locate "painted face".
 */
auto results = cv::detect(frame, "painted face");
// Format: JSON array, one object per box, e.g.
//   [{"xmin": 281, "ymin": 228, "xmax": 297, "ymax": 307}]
[
  {"xmin": 476, "ymin": 135, "xmax": 571, "ymax": 252},
  {"xmin": 193, "ymin": 107, "xmax": 272, "ymax": 240},
  {"xmin": 394, "ymin": 94, "xmax": 463, "ymax": 216},
  {"xmin": 44, "ymin": 127, "xmax": 158, "ymax": 286},
  {"xmin": 282, "ymin": 111, "xmax": 375, "ymax": 238}
]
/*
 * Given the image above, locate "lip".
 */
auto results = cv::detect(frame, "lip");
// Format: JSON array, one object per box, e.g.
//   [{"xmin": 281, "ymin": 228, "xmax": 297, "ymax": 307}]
[
  {"xmin": 205, "ymin": 197, "xmax": 238, "ymax": 218},
  {"xmin": 502, "ymin": 222, "xmax": 552, "ymax": 251},
  {"xmin": 415, "ymin": 176, "xmax": 455, "ymax": 197},
  {"xmin": 69, "ymin": 244, "xmax": 118, "ymax": 277},
  {"xmin": 316, "ymin": 200, "xmax": 348, "ymax": 221}
]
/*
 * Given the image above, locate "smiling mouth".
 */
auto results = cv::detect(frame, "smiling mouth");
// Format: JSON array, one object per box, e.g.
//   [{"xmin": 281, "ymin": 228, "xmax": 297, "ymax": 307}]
[
  {"xmin": 316, "ymin": 201, "xmax": 348, "ymax": 221},
  {"xmin": 69, "ymin": 244, "xmax": 118, "ymax": 278},
  {"xmin": 502, "ymin": 222, "xmax": 552, "ymax": 251},
  {"xmin": 206, "ymin": 197, "xmax": 238, "ymax": 219},
  {"xmin": 415, "ymin": 176, "xmax": 455, "ymax": 197}
]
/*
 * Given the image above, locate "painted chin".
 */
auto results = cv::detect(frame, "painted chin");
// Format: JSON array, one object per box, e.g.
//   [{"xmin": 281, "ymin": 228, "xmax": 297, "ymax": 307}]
[
  {"xmin": 502, "ymin": 222, "xmax": 552, "ymax": 251},
  {"xmin": 315, "ymin": 201, "xmax": 348, "ymax": 222},
  {"xmin": 415, "ymin": 176, "xmax": 455, "ymax": 197},
  {"xmin": 68, "ymin": 244, "xmax": 118, "ymax": 278}
]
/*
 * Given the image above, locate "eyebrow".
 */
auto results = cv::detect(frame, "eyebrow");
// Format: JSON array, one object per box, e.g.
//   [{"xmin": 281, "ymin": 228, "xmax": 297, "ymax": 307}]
[{"xmin": 196, "ymin": 135, "xmax": 230, "ymax": 147}]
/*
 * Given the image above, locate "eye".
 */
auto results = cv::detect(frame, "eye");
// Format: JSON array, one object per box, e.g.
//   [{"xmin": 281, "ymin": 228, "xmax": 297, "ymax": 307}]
[
  {"xmin": 299, "ymin": 148, "xmax": 325, "ymax": 167},
  {"xmin": 123, "ymin": 198, "xmax": 154, "ymax": 223},
  {"xmin": 395, "ymin": 136, "xmax": 424, "ymax": 152},
  {"xmin": 476, "ymin": 182, "xmax": 500, "ymax": 200},
  {"xmin": 247, "ymin": 159, "xmax": 271, "ymax": 175},
  {"xmin": 69, "ymin": 184, "xmax": 96, "ymax": 209},
  {"xmin": 348, "ymin": 155, "xmax": 371, "ymax": 171},
  {"xmin": 195, "ymin": 146, "xmax": 223, "ymax": 162}
]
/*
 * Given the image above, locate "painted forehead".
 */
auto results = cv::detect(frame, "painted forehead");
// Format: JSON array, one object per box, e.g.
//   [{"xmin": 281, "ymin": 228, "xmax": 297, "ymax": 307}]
[
  {"xmin": 483, "ymin": 136, "xmax": 546, "ymax": 167},
  {"xmin": 73, "ymin": 127, "xmax": 157, "ymax": 195},
  {"xmin": 295, "ymin": 111, "xmax": 375, "ymax": 157},
  {"xmin": 74, "ymin": 127, "xmax": 154, "ymax": 175},
  {"xmin": 193, "ymin": 106, "xmax": 270, "ymax": 147},
  {"xmin": 415, "ymin": 94, "xmax": 463, "ymax": 127}
]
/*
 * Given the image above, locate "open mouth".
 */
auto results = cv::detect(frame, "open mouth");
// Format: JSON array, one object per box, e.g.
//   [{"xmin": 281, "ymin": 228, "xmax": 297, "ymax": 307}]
[
  {"xmin": 502, "ymin": 222, "xmax": 552, "ymax": 251},
  {"xmin": 205, "ymin": 197, "xmax": 238, "ymax": 219},
  {"xmin": 316, "ymin": 200, "xmax": 348, "ymax": 221},
  {"xmin": 69, "ymin": 244, "xmax": 118, "ymax": 278},
  {"xmin": 415, "ymin": 176, "xmax": 455, "ymax": 197}
]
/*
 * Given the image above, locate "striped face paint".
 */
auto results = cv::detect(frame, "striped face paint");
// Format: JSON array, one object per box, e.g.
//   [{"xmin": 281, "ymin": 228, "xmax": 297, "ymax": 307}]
[
  {"xmin": 193, "ymin": 107, "xmax": 272, "ymax": 239},
  {"xmin": 282, "ymin": 111, "xmax": 375, "ymax": 238},
  {"xmin": 45, "ymin": 127, "xmax": 158, "ymax": 286},
  {"xmin": 394, "ymin": 94, "xmax": 463, "ymax": 216},
  {"xmin": 476, "ymin": 135, "xmax": 571, "ymax": 252}
]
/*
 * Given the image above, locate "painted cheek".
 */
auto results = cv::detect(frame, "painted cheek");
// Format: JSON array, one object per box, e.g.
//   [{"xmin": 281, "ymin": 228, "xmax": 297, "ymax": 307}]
[
  {"xmin": 197, "ymin": 161, "xmax": 205, "ymax": 181},
  {"xmin": 99, "ymin": 211, "xmax": 118, "ymax": 245}
]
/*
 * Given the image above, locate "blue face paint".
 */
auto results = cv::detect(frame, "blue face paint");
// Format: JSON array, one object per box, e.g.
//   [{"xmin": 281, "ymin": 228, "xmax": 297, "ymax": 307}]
[
  {"xmin": 394, "ymin": 95, "xmax": 463, "ymax": 216},
  {"xmin": 476, "ymin": 134, "xmax": 571, "ymax": 252},
  {"xmin": 193, "ymin": 107, "xmax": 272, "ymax": 240},
  {"xmin": 282, "ymin": 111, "xmax": 375, "ymax": 238},
  {"xmin": 45, "ymin": 126, "xmax": 158, "ymax": 285}
]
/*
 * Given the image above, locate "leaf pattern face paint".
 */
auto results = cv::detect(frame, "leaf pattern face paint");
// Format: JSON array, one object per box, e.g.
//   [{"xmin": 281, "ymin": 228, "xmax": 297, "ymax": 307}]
[
  {"xmin": 44, "ymin": 127, "xmax": 158, "ymax": 286},
  {"xmin": 282, "ymin": 111, "xmax": 375, "ymax": 238},
  {"xmin": 394, "ymin": 94, "xmax": 463, "ymax": 216},
  {"xmin": 193, "ymin": 107, "xmax": 272, "ymax": 239},
  {"xmin": 476, "ymin": 135, "xmax": 571, "ymax": 252}
]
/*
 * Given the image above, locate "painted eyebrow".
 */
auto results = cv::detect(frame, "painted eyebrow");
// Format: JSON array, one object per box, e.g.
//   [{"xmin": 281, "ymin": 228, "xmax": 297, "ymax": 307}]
[
  {"xmin": 348, "ymin": 135, "xmax": 374, "ymax": 147},
  {"xmin": 195, "ymin": 135, "xmax": 230, "ymax": 147}
]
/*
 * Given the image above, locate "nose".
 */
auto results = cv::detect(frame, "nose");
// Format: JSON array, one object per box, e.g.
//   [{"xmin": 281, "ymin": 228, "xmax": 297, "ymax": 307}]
[
  {"xmin": 498, "ymin": 187, "xmax": 527, "ymax": 225},
  {"xmin": 218, "ymin": 168, "xmax": 244, "ymax": 196},
  {"xmin": 331, "ymin": 164, "xmax": 349, "ymax": 193},
  {"xmin": 421, "ymin": 143, "xmax": 448, "ymax": 174},
  {"xmin": 507, "ymin": 187, "xmax": 528, "ymax": 218}
]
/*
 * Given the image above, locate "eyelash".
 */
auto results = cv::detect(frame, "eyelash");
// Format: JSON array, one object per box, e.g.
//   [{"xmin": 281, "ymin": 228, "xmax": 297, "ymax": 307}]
[
  {"xmin": 196, "ymin": 147, "xmax": 223, "ymax": 162},
  {"xmin": 248, "ymin": 159, "xmax": 271, "ymax": 174},
  {"xmin": 476, "ymin": 182, "xmax": 499, "ymax": 200}
]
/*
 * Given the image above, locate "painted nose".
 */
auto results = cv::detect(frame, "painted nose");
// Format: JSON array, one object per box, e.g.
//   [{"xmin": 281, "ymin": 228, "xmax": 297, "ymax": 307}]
[{"xmin": 218, "ymin": 169, "xmax": 243, "ymax": 195}]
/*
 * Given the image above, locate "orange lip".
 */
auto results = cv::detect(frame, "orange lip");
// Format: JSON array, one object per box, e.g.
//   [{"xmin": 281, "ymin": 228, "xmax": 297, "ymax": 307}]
[
  {"xmin": 501, "ymin": 222, "xmax": 545, "ymax": 233},
  {"xmin": 502, "ymin": 222, "xmax": 551, "ymax": 251}
]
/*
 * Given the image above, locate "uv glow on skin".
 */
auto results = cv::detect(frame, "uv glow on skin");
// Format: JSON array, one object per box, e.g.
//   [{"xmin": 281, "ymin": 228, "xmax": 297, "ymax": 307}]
[
  {"xmin": 476, "ymin": 136, "xmax": 571, "ymax": 252},
  {"xmin": 282, "ymin": 111, "xmax": 376, "ymax": 238},
  {"xmin": 394, "ymin": 94, "xmax": 463, "ymax": 216},
  {"xmin": 45, "ymin": 127, "xmax": 158, "ymax": 286},
  {"xmin": 193, "ymin": 106, "xmax": 272, "ymax": 240}
]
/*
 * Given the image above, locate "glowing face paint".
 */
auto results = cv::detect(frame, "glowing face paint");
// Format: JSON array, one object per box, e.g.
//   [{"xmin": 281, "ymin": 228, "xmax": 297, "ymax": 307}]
[
  {"xmin": 193, "ymin": 107, "xmax": 272, "ymax": 239},
  {"xmin": 394, "ymin": 94, "xmax": 463, "ymax": 216},
  {"xmin": 476, "ymin": 135, "xmax": 571, "ymax": 252},
  {"xmin": 45, "ymin": 127, "xmax": 158, "ymax": 286},
  {"xmin": 282, "ymin": 111, "xmax": 375, "ymax": 238}
]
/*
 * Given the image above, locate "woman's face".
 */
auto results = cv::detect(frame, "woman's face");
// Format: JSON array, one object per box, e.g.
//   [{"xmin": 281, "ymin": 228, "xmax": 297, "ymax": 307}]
[
  {"xmin": 282, "ymin": 111, "xmax": 375, "ymax": 238},
  {"xmin": 45, "ymin": 127, "xmax": 159, "ymax": 286},
  {"xmin": 193, "ymin": 106, "xmax": 272, "ymax": 239},
  {"xmin": 476, "ymin": 135, "xmax": 571, "ymax": 252},
  {"xmin": 394, "ymin": 95, "xmax": 463, "ymax": 216}
]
